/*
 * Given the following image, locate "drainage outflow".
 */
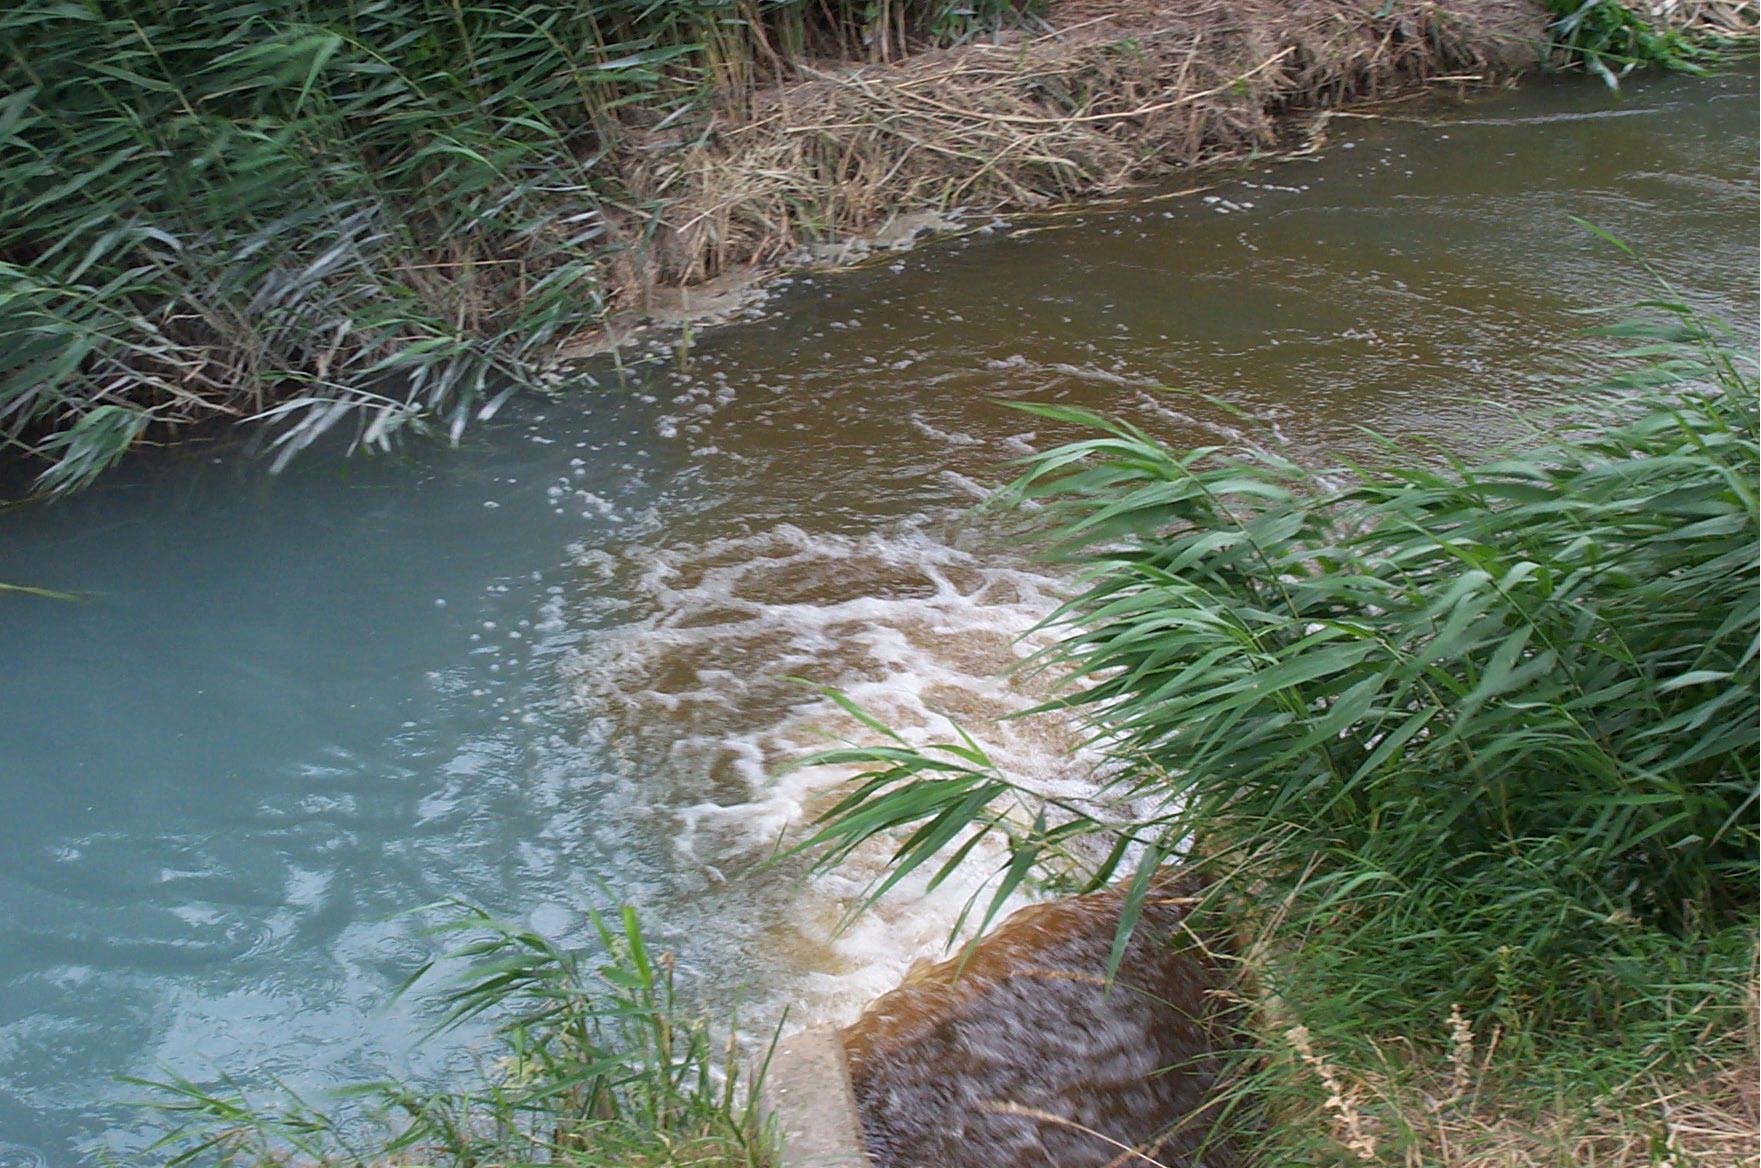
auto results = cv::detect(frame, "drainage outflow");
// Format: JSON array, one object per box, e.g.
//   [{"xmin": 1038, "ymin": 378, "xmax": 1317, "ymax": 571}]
[{"xmin": 767, "ymin": 877, "xmax": 1235, "ymax": 1168}]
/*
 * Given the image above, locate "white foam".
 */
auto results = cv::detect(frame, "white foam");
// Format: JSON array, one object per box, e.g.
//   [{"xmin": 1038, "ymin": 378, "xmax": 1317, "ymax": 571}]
[{"xmin": 560, "ymin": 520, "xmax": 1110, "ymax": 1027}]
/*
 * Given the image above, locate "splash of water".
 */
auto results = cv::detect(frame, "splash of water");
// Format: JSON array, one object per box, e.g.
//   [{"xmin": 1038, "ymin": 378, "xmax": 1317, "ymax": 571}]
[
  {"xmin": 844, "ymin": 880, "xmax": 1237, "ymax": 1168},
  {"xmin": 560, "ymin": 518, "xmax": 1109, "ymax": 1025}
]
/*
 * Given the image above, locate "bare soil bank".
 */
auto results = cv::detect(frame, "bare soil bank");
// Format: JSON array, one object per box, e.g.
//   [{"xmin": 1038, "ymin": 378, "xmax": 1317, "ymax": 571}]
[{"xmin": 585, "ymin": 0, "xmax": 1743, "ymax": 327}]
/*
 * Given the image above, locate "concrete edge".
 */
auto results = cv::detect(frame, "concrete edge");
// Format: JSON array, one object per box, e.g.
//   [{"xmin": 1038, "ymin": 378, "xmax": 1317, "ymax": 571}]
[{"xmin": 761, "ymin": 1026, "xmax": 873, "ymax": 1168}]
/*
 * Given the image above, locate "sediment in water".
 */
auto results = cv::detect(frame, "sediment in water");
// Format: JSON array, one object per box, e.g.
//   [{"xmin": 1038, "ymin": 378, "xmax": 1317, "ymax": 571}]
[{"xmin": 559, "ymin": 520, "xmax": 1116, "ymax": 1023}]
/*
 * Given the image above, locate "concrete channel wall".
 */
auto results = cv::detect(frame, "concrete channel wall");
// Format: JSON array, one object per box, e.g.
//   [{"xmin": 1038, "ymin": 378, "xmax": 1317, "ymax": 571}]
[{"xmin": 762, "ymin": 1027, "xmax": 873, "ymax": 1168}]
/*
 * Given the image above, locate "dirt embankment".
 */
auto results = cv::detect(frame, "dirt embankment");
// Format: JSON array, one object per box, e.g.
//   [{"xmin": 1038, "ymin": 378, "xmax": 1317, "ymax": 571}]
[{"xmin": 587, "ymin": 0, "xmax": 1642, "ymax": 314}]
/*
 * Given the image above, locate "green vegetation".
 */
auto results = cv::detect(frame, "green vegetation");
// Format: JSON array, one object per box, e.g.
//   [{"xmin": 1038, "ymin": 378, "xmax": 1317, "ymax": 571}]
[
  {"xmin": 0, "ymin": 0, "xmax": 1027, "ymax": 494},
  {"xmin": 800, "ymin": 281, "xmax": 1758, "ymax": 1162},
  {"xmin": 1543, "ymin": 0, "xmax": 1722, "ymax": 86},
  {"xmin": 136, "ymin": 906, "xmax": 775, "ymax": 1168},
  {"xmin": 4, "ymin": 0, "xmax": 1751, "ymax": 496}
]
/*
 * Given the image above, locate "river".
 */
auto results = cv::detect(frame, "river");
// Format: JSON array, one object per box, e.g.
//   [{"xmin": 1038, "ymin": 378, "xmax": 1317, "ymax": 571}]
[{"xmin": 0, "ymin": 69, "xmax": 1754, "ymax": 1165}]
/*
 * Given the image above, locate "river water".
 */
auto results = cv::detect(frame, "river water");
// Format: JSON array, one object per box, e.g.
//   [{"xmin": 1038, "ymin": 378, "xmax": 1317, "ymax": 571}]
[{"xmin": 0, "ymin": 71, "xmax": 1754, "ymax": 1164}]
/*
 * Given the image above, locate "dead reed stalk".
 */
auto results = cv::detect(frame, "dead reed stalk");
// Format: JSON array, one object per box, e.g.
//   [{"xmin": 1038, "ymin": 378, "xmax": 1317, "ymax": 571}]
[{"xmin": 613, "ymin": 0, "xmax": 1546, "ymax": 291}]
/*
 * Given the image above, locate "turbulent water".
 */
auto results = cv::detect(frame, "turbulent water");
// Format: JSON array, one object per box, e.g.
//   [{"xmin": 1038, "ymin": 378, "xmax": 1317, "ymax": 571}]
[
  {"xmin": 0, "ymin": 71, "xmax": 1754, "ymax": 1164},
  {"xmin": 556, "ymin": 519, "xmax": 1105, "ymax": 1018},
  {"xmin": 844, "ymin": 880, "xmax": 1235, "ymax": 1168}
]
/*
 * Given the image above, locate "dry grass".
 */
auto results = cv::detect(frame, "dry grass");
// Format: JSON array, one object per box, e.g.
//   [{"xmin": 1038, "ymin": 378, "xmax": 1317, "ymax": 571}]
[
  {"xmin": 594, "ymin": 0, "xmax": 1757, "ymax": 301},
  {"xmin": 1646, "ymin": 0, "xmax": 1761, "ymax": 37},
  {"xmin": 1270, "ymin": 1008, "xmax": 1759, "ymax": 1167},
  {"xmin": 609, "ymin": 0, "xmax": 1543, "ymax": 291}
]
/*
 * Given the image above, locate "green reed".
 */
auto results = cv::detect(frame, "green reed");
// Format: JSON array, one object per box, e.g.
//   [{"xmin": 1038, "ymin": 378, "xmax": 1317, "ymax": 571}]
[
  {"xmin": 798, "ymin": 276, "xmax": 1758, "ymax": 1056},
  {"xmin": 135, "ymin": 904, "xmax": 776, "ymax": 1168},
  {"xmin": 0, "ymin": 0, "xmax": 1026, "ymax": 494},
  {"xmin": 1544, "ymin": 0, "xmax": 1721, "ymax": 87}
]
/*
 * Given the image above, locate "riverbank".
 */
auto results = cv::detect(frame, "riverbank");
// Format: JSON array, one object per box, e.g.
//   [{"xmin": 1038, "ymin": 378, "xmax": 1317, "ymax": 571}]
[
  {"xmin": 1, "ymin": 0, "xmax": 1752, "ymax": 493},
  {"xmin": 12, "ymin": 66, "xmax": 1753, "ymax": 1167},
  {"xmin": 805, "ymin": 289, "xmax": 1760, "ymax": 1166},
  {"xmin": 600, "ymin": 0, "xmax": 1545, "ymax": 295}
]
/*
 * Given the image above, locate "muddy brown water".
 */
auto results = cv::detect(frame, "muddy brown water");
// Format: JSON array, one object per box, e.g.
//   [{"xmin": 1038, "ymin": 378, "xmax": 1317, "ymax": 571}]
[
  {"xmin": 0, "ymin": 71, "xmax": 1752, "ymax": 1164},
  {"xmin": 844, "ymin": 881, "xmax": 1236, "ymax": 1168}
]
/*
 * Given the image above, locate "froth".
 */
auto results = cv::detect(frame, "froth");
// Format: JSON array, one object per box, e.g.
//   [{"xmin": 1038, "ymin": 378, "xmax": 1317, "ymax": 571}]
[{"xmin": 560, "ymin": 520, "xmax": 1107, "ymax": 1026}]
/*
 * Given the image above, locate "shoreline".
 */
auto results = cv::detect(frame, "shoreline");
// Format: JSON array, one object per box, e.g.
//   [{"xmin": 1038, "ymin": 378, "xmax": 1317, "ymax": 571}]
[
  {"xmin": 561, "ymin": 0, "xmax": 1550, "ymax": 361},
  {"xmin": 599, "ymin": 0, "xmax": 1543, "ymax": 291},
  {"xmin": 558, "ymin": 0, "xmax": 1754, "ymax": 363},
  {"xmin": 3, "ymin": 0, "xmax": 1752, "ymax": 494}
]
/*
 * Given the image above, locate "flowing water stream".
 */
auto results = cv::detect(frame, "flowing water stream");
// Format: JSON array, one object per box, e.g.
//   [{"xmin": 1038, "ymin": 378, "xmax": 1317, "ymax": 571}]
[{"xmin": 0, "ymin": 70, "xmax": 1754, "ymax": 1165}]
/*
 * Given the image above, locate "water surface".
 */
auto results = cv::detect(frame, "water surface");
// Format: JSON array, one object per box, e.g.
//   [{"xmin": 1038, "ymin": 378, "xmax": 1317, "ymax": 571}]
[{"xmin": 0, "ymin": 69, "xmax": 1754, "ymax": 1164}]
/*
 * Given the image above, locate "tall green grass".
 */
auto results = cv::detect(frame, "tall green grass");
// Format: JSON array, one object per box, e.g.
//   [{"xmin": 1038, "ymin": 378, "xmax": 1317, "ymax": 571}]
[
  {"xmin": 798, "ymin": 281, "xmax": 1758, "ymax": 1071},
  {"xmin": 3, "ymin": 0, "xmax": 1742, "ymax": 495},
  {"xmin": 135, "ymin": 905, "xmax": 775, "ymax": 1168},
  {"xmin": 0, "ymin": 0, "xmax": 1026, "ymax": 494}
]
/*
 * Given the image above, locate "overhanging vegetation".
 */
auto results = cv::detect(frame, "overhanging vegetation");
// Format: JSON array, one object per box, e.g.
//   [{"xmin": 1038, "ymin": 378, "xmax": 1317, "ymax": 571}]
[
  {"xmin": 3, "ymin": 0, "xmax": 1751, "ymax": 494},
  {"xmin": 800, "ymin": 282, "xmax": 1759, "ymax": 1163}
]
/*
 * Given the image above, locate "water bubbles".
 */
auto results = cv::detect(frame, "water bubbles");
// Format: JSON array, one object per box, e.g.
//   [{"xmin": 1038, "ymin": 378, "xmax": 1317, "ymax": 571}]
[
  {"xmin": 0, "ymin": 1141, "xmax": 49, "ymax": 1168},
  {"xmin": 558, "ymin": 520, "xmax": 1108, "ymax": 1025}
]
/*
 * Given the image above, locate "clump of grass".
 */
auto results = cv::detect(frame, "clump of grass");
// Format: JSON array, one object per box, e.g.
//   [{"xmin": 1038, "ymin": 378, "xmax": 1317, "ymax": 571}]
[
  {"xmin": 1243, "ymin": 985, "xmax": 1758, "ymax": 1166},
  {"xmin": 796, "ymin": 273, "xmax": 1758, "ymax": 1161},
  {"xmin": 0, "ymin": 0, "xmax": 1031, "ymax": 495},
  {"xmin": 1543, "ymin": 0, "xmax": 1723, "ymax": 87},
  {"xmin": 133, "ymin": 905, "xmax": 775, "ymax": 1168}
]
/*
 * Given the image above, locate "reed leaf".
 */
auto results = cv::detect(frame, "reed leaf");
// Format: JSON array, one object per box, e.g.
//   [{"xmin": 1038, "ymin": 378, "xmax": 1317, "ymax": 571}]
[
  {"xmin": 135, "ymin": 902, "xmax": 775, "ymax": 1167},
  {"xmin": 802, "ymin": 287, "xmax": 1758, "ymax": 1042},
  {"xmin": 0, "ymin": 0, "xmax": 1029, "ymax": 493}
]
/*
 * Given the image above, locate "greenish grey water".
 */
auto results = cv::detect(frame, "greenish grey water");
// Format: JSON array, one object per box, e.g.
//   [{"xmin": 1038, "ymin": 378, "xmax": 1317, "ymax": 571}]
[{"xmin": 0, "ymin": 70, "xmax": 1754, "ymax": 1165}]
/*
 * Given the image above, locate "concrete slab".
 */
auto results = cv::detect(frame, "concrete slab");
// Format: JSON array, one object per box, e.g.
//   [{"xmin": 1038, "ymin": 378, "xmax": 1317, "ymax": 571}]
[{"xmin": 762, "ymin": 1027, "xmax": 873, "ymax": 1168}]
